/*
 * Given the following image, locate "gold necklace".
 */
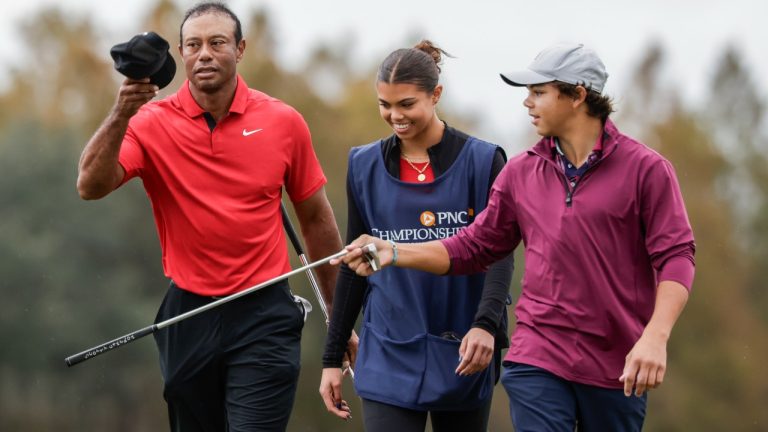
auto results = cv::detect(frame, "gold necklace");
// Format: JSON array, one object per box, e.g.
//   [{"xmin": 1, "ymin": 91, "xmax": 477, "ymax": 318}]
[
  {"xmin": 401, "ymin": 152, "xmax": 429, "ymax": 162},
  {"xmin": 402, "ymin": 154, "xmax": 431, "ymax": 182}
]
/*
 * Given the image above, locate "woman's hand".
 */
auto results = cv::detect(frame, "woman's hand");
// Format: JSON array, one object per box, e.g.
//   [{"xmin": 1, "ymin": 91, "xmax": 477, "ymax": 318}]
[
  {"xmin": 455, "ymin": 327, "xmax": 494, "ymax": 376},
  {"xmin": 319, "ymin": 368, "xmax": 352, "ymax": 420}
]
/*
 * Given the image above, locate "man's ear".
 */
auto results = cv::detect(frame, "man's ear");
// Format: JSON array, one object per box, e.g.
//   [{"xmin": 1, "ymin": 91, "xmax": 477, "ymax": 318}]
[{"xmin": 236, "ymin": 39, "xmax": 246, "ymax": 63}]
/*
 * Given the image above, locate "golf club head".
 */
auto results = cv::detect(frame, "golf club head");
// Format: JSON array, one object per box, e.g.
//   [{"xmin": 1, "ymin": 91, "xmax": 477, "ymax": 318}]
[
  {"xmin": 362, "ymin": 243, "xmax": 380, "ymax": 272},
  {"xmin": 292, "ymin": 295, "xmax": 312, "ymax": 322}
]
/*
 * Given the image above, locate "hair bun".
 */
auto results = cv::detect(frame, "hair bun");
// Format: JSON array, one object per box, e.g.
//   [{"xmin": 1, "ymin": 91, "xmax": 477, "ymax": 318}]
[{"xmin": 413, "ymin": 39, "xmax": 449, "ymax": 73}]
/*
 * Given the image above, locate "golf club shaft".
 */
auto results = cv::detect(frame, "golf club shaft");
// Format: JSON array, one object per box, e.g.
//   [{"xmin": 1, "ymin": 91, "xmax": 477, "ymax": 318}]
[
  {"xmin": 65, "ymin": 249, "xmax": 347, "ymax": 367},
  {"xmin": 281, "ymin": 203, "xmax": 354, "ymax": 378},
  {"xmin": 281, "ymin": 203, "xmax": 329, "ymax": 320}
]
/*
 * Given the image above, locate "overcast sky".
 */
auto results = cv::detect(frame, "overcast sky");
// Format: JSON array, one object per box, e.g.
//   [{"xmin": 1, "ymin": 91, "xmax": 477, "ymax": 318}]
[{"xmin": 1, "ymin": 0, "xmax": 766, "ymax": 146}]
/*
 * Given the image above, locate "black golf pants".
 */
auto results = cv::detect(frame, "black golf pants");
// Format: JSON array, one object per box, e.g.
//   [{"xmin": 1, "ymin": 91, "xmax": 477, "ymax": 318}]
[
  {"xmin": 361, "ymin": 398, "xmax": 493, "ymax": 432},
  {"xmin": 153, "ymin": 281, "xmax": 304, "ymax": 432}
]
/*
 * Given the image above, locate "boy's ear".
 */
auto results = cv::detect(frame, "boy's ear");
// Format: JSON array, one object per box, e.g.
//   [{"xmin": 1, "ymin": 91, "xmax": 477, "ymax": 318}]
[{"xmin": 572, "ymin": 85, "xmax": 588, "ymax": 108}]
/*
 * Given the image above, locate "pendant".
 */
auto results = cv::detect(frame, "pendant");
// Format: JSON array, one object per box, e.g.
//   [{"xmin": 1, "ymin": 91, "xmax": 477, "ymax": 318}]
[{"xmin": 417, "ymin": 173, "xmax": 426, "ymax": 182}]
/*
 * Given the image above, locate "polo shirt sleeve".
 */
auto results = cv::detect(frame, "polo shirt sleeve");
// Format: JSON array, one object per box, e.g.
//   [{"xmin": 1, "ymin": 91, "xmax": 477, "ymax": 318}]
[
  {"xmin": 284, "ymin": 109, "xmax": 327, "ymax": 202},
  {"xmin": 117, "ymin": 124, "xmax": 145, "ymax": 186},
  {"xmin": 442, "ymin": 163, "xmax": 521, "ymax": 274},
  {"xmin": 641, "ymin": 159, "xmax": 696, "ymax": 290}
]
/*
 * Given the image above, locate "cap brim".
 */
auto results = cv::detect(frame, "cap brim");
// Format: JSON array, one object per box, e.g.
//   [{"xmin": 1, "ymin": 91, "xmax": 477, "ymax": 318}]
[
  {"xmin": 150, "ymin": 53, "xmax": 176, "ymax": 89},
  {"xmin": 499, "ymin": 69, "xmax": 555, "ymax": 87}
]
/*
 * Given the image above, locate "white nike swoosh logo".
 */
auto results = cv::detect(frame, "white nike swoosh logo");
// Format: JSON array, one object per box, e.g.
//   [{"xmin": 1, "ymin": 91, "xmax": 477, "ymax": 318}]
[{"xmin": 242, "ymin": 128, "xmax": 263, "ymax": 136}]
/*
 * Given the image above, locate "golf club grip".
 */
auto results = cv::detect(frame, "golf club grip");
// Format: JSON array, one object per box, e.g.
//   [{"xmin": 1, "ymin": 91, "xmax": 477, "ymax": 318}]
[
  {"xmin": 65, "ymin": 324, "xmax": 157, "ymax": 367},
  {"xmin": 281, "ymin": 203, "xmax": 305, "ymax": 255}
]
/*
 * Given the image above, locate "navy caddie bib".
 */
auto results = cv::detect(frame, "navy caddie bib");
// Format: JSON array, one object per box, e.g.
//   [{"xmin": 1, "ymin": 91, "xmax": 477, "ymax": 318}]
[{"xmin": 348, "ymin": 136, "xmax": 497, "ymax": 411}]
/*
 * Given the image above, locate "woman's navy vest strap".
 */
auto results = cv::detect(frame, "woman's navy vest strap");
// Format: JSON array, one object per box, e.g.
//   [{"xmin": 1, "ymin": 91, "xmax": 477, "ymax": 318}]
[{"xmin": 348, "ymin": 136, "xmax": 498, "ymax": 411}]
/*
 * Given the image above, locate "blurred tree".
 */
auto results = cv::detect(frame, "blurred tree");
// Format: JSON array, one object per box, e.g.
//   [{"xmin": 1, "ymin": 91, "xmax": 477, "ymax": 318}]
[
  {"xmin": 144, "ymin": 0, "xmax": 181, "ymax": 45},
  {"xmin": 0, "ymin": 4, "xmax": 177, "ymax": 431},
  {"xmin": 704, "ymin": 46, "xmax": 768, "ymax": 327},
  {"xmin": 615, "ymin": 41, "xmax": 679, "ymax": 139},
  {"xmin": 0, "ymin": 9, "xmax": 114, "ymax": 134},
  {"xmin": 618, "ymin": 44, "xmax": 768, "ymax": 432},
  {"xmin": 143, "ymin": 0, "xmax": 185, "ymax": 94},
  {"xmin": 0, "ymin": 119, "xmax": 167, "ymax": 431}
]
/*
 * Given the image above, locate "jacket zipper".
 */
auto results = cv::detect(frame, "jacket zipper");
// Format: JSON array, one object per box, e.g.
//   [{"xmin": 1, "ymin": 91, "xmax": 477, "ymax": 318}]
[
  {"xmin": 532, "ymin": 134, "xmax": 618, "ymax": 208},
  {"xmin": 537, "ymin": 152, "xmax": 607, "ymax": 208},
  {"xmin": 562, "ymin": 160, "xmax": 605, "ymax": 207}
]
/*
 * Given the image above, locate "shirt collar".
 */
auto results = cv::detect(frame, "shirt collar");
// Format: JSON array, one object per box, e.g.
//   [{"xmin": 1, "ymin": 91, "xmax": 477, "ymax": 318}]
[
  {"xmin": 549, "ymin": 127, "xmax": 606, "ymax": 158},
  {"xmin": 175, "ymin": 74, "xmax": 248, "ymax": 118}
]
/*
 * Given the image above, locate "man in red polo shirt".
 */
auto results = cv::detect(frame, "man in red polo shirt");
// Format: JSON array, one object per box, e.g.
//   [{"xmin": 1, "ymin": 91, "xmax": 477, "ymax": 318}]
[{"xmin": 77, "ymin": 2, "xmax": 349, "ymax": 431}]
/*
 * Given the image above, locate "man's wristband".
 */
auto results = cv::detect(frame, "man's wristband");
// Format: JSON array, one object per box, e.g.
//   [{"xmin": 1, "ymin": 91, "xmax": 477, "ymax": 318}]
[{"xmin": 387, "ymin": 240, "xmax": 398, "ymax": 266}]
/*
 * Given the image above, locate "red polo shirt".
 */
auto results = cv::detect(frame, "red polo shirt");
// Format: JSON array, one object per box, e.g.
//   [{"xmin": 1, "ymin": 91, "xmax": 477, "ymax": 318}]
[{"xmin": 118, "ymin": 75, "xmax": 326, "ymax": 296}]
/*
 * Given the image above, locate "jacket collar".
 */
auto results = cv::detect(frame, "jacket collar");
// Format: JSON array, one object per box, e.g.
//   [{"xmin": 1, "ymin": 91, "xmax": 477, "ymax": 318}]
[{"xmin": 529, "ymin": 118, "xmax": 621, "ymax": 161}]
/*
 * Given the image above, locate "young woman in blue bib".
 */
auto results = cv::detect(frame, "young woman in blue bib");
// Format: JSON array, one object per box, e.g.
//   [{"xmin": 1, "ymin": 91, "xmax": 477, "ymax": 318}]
[{"xmin": 319, "ymin": 40, "xmax": 514, "ymax": 432}]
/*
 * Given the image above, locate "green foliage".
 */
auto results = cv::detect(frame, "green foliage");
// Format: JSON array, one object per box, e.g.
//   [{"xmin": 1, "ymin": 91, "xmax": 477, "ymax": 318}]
[{"xmin": 1, "ymin": 3, "xmax": 766, "ymax": 432}]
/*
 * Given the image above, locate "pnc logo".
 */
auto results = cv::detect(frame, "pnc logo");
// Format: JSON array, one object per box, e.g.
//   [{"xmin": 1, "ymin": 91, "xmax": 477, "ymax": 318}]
[
  {"xmin": 420, "ymin": 211, "xmax": 436, "ymax": 227},
  {"xmin": 419, "ymin": 209, "xmax": 474, "ymax": 227}
]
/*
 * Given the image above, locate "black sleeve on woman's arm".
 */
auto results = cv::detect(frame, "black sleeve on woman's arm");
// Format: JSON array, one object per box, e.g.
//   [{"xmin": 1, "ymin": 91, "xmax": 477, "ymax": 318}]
[
  {"xmin": 488, "ymin": 147, "xmax": 507, "ymax": 187},
  {"xmin": 472, "ymin": 147, "xmax": 514, "ymax": 336},
  {"xmin": 322, "ymin": 176, "xmax": 369, "ymax": 368},
  {"xmin": 323, "ymin": 265, "xmax": 367, "ymax": 367},
  {"xmin": 471, "ymin": 254, "xmax": 513, "ymax": 335}
]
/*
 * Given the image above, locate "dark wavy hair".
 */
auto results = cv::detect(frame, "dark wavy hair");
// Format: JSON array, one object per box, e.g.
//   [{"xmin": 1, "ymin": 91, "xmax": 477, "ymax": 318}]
[
  {"xmin": 180, "ymin": 2, "xmax": 243, "ymax": 45},
  {"xmin": 555, "ymin": 82, "xmax": 614, "ymax": 122}
]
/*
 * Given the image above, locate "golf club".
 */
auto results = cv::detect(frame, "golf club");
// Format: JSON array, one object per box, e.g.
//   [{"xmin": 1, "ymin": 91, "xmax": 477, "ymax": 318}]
[
  {"xmin": 281, "ymin": 203, "xmax": 329, "ymax": 322},
  {"xmin": 281, "ymin": 203, "xmax": 355, "ymax": 378},
  {"xmin": 65, "ymin": 245, "xmax": 378, "ymax": 367}
]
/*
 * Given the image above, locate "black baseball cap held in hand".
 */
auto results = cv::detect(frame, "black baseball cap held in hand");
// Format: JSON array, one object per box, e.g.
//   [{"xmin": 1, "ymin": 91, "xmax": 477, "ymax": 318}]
[{"xmin": 110, "ymin": 31, "xmax": 176, "ymax": 89}]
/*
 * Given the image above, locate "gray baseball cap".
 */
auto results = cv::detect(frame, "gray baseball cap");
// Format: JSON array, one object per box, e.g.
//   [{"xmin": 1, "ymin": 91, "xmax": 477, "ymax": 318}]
[{"xmin": 500, "ymin": 43, "xmax": 608, "ymax": 93}]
